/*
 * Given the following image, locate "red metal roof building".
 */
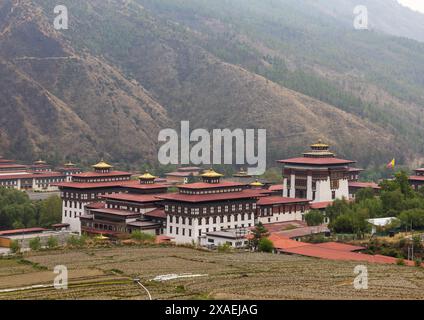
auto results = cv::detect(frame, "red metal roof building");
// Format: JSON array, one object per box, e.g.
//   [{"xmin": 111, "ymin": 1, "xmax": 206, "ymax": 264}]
[
  {"xmin": 269, "ymin": 233, "xmax": 415, "ymax": 266},
  {"xmin": 256, "ymin": 196, "xmax": 310, "ymax": 225},
  {"xmin": 55, "ymin": 160, "xmax": 169, "ymax": 234},
  {"xmin": 80, "ymin": 192, "xmax": 166, "ymax": 237},
  {"xmin": 158, "ymin": 169, "xmax": 260, "ymax": 245},
  {"xmin": 409, "ymin": 168, "xmax": 424, "ymax": 191},
  {"xmin": 165, "ymin": 166, "xmax": 203, "ymax": 184},
  {"xmin": 77, "ymin": 170, "xmax": 169, "ymax": 237},
  {"xmin": 278, "ymin": 140, "xmax": 356, "ymax": 205},
  {"xmin": 348, "ymin": 181, "xmax": 381, "ymax": 199}
]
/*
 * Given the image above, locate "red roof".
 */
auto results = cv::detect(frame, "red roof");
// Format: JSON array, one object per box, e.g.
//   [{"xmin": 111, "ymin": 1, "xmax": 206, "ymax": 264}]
[
  {"xmin": 268, "ymin": 184, "xmax": 283, "ymax": 191},
  {"xmin": 90, "ymin": 208, "xmax": 142, "ymax": 217},
  {"xmin": 268, "ymin": 234, "xmax": 310, "ymax": 249},
  {"xmin": 86, "ymin": 202, "xmax": 105, "ymax": 209},
  {"xmin": 269, "ymin": 234, "xmax": 413, "ymax": 265},
  {"xmin": 281, "ymin": 245, "xmax": 414, "ymax": 266},
  {"xmin": 257, "ymin": 196, "xmax": 309, "ymax": 206},
  {"xmin": 72, "ymin": 171, "xmax": 132, "ymax": 178},
  {"xmin": 278, "ymin": 157, "xmax": 355, "ymax": 166},
  {"xmin": 0, "ymin": 172, "xmax": 65, "ymax": 180},
  {"xmin": 178, "ymin": 181, "xmax": 246, "ymax": 189},
  {"xmin": 54, "ymin": 181, "xmax": 127, "ymax": 189},
  {"xmin": 314, "ymin": 242, "xmax": 365, "ymax": 252},
  {"xmin": 260, "ymin": 221, "xmax": 307, "ymax": 233},
  {"xmin": 166, "ymin": 172, "xmax": 199, "ymax": 177},
  {"xmin": 120, "ymin": 180, "xmax": 169, "ymax": 190},
  {"xmin": 144, "ymin": 209, "xmax": 166, "ymax": 219},
  {"xmin": 275, "ymin": 225, "xmax": 330, "ymax": 239},
  {"xmin": 0, "ymin": 227, "xmax": 47, "ymax": 236},
  {"xmin": 155, "ymin": 235, "xmax": 174, "ymax": 243},
  {"xmin": 101, "ymin": 193, "xmax": 163, "ymax": 203},
  {"xmin": 310, "ymin": 201, "xmax": 333, "ymax": 209},
  {"xmin": 409, "ymin": 176, "xmax": 424, "ymax": 181},
  {"xmin": 156, "ymin": 190, "xmax": 262, "ymax": 203},
  {"xmin": 32, "ymin": 172, "xmax": 66, "ymax": 178},
  {"xmin": 0, "ymin": 163, "xmax": 27, "ymax": 168},
  {"xmin": 348, "ymin": 181, "xmax": 381, "ymax": 189}
]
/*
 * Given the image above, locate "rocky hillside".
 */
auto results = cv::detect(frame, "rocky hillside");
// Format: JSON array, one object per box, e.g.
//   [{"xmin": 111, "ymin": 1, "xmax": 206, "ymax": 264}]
[{"xmin": 0, "ymin": 0, "xmax": 423, "ymax": 168}]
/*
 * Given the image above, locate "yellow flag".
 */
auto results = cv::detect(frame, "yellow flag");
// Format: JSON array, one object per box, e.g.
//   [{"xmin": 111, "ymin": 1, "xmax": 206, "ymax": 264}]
[{"xmin": 386, "ymin": 158, "xmax": 395, "ymax": 169}]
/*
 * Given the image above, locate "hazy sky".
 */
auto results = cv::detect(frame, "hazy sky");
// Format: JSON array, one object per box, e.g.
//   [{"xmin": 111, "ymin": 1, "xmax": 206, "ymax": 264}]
[{"xmin": 398, "ymin": 0, "xmax": 424, "ymax": 13}]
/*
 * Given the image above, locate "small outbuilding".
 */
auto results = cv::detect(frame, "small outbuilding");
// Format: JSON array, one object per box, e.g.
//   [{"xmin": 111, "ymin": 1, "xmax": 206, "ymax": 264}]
[{"xmin": 367, "ymin": 217, "xmax": 399, "ymax": 235}]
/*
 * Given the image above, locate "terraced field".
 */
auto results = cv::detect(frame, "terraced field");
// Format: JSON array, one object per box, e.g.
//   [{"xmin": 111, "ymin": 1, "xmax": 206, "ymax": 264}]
[{"xmin": 1, "ymin": 246, "xmax": 424, "ymax": 300}]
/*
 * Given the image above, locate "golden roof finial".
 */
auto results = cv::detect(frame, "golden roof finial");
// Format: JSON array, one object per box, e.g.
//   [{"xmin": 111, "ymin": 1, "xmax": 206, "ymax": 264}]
[
  {"xmin": 92, "ymin": 159, "xmax": 113, "ymax": 169},
  {"xmin": 250, "ymin": 179, "xmax": 264, "ymax": 187},
  {"xmin": 311, "ymin": 139, "xmax": 329, "ymax": 148},
  {"xmin": 201, "ymin": 168, "xmax": 223, "ymax": 178},
  {"xmin": 139, "ymin": 171, "xmax": 157, "ymax": 180}
]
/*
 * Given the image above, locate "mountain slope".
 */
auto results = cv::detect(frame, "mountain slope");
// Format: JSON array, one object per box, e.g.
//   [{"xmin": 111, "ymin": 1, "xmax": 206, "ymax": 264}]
[
  {"xmin": 0, "ymin": 0, "xmax": 423, "ymax": 168},
  {"xmin": 0, "ymin": 0, "xmax": 171, "ymax": 165}
]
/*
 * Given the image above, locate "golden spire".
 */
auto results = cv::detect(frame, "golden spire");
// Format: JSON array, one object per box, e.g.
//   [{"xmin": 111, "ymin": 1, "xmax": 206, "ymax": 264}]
[
  {"xmin": 34, "ymin": 159, "xmax": 47, "ymax": 165},
  {"xmin": 64, "ymin": 161, "xmax": 76, "ymax": 167},
  {"xmin": 250, "ymin": 179, "xmax": 264, "ymax": 187},
  {"xmin": 92, "ymin": 159, "xmax": 113, "ymax": 169},
  {"xmin": 139, "ymin": 171, "xmax": 157, "ymax": 180},
  {"xmin": 310, "ymin": 139, "xmax": 329, "ymax": 148},
  {"xmin": 201, "ymin": 168, "xmax": 224, "ymax": 178}
]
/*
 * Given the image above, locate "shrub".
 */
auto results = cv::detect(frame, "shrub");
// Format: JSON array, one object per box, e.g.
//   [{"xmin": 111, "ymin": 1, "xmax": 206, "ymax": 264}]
[
  {"xmin": 396, "ymin": 258, "xmax": 405, "ymax": 266},
  {"xmin": 29, "ymin": 237, "xmax": 41, "ymax": 251},
  {"xmin": 258, "ymin": 238, "xmax": 274, "ymax": 253},
  {"xmin": 47, "ymin": 236, "xmax": 59, "ymax": 249},
  {"xmin": 66, "ymin": 234, "xmax": 88, "ymax": 248},
  {"xmin": 414, "ymin": 258, "xmax": 422, "ymax": 267},
  {"xmin": 304, "ymin": 210, "xmax": 324, "ymax": 226},
  {"xmin": 9, "ymin": 240, "xmax": 21, "ymax": 254},
  {"xmin": 130, "ymin": 231, "xmax": 155, "ymax": 242},
  {"xmin": 217, "ymin": 243, "xmax": 232, "ymax": 253}
]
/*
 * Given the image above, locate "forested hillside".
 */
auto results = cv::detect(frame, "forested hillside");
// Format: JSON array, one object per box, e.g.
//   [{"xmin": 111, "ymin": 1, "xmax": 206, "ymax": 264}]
[{"xmin": 1, "ymin": 0, "xmax": 423, "ymax": 168}]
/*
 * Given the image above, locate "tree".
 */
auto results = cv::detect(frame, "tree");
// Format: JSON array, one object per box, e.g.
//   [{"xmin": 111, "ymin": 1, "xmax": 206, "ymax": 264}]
[
  {"xmin": 330, "ymin": 214, "xmax": 352, "ymax": 233},
  {"xmin": 394, "ymin": 171, "xmax": 415, "ymax": 198},
  {"xmin": 250, "ymin": 222, "xmax": 269, "ymax": 251},
  {"xmin": 304, "ymin": 210, "xmax": 324, "ymax": 226},
  {"xmin": 258, "ymin": 238, "xmax": 274, "ymax": 253},
  {"xmin": 398, "ymin": 209, "xmax": 424, "ymax": 231},
  {"xmin": 37, "ymin": 196, "xmax": 62, "ymax": 227},
  {"xmin": 325, "ymin": 199, "xmax": 350, "ymax": 222},
  {"xmin": 355, "ymin": 188, "xmax": 375, "ymax": 202},
  {"xmin": 381, "ymin": 189, "xmax": 404, "ymax": 214}
]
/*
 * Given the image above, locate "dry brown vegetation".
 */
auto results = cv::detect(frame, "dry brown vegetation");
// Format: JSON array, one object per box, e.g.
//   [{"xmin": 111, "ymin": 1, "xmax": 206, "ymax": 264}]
[{"xmin": 1, "ymin": 246, "xmax": 424, "ymax": 300}]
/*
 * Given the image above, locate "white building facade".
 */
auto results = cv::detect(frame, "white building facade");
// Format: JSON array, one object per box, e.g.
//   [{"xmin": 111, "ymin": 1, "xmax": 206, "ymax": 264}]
[{"xmin": 159, "ymin": 169, "xmax": 257, "ymax": 245}]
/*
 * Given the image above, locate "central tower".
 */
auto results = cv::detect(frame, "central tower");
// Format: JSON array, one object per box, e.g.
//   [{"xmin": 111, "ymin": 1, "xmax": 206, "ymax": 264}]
[{"xmin": 278, "ymin": 141, "xmax": 355, "ymax": 203}]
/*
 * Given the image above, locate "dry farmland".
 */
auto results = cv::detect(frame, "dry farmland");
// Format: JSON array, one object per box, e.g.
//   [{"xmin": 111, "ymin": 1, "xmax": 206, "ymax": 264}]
[{"xmin": 1, "ymin": 245, "xmax": 424, "ymax": 300}]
